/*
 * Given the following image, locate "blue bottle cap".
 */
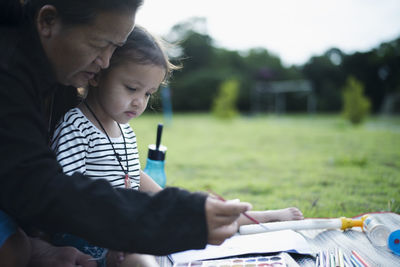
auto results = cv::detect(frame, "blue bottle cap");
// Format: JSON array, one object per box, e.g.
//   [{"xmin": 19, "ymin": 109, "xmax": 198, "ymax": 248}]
[
  {"xmin": 147, "ymin": 144, "xmax": 167, "ymax": 161},
  {"xmin": 388, "ymin": 229, "xmax": 400, "ymax": 255}
]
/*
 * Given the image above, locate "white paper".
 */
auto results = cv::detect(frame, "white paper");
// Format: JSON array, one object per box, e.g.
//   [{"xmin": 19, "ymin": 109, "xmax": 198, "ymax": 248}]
[{"xmin": 169, "ymin": 229, "xmax": 312, "ymax": 263}]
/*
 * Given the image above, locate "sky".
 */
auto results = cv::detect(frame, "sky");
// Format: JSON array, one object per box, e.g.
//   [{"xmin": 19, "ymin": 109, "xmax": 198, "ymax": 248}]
[{"xmin": 136, "ymin": 0, "xmax": 400, "ymax": 66}]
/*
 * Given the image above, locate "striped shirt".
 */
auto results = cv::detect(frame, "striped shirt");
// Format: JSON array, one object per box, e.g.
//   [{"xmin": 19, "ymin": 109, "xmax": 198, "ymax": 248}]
[{"xmin": 50, "ymin": 108, "xmax": 140, "ymax": 190}]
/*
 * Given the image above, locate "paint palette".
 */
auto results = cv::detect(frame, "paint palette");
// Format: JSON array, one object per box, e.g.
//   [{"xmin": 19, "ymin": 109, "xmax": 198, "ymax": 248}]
[{"xmin": 173, "ymin": 254, "xmax": 287, "ymax": 267}]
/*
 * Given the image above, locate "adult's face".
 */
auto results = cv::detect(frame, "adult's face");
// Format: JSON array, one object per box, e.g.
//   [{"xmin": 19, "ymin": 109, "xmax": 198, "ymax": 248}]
[{"xmin": 37, "ymin": 6, "xmax": 136, "ymax": 87}]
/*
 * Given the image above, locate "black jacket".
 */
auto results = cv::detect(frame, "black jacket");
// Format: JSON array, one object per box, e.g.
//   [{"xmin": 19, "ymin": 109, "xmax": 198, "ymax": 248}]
[{"xmin": 0, "ymin": 23, "xmax": 207, "ymax": 255}]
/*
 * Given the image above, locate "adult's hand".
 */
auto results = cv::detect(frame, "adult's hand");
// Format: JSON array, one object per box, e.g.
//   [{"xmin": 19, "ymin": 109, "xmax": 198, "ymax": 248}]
[
  {"xmin": 28, "ymin": 237, "xmax": 97, "ymax": 267},
  {"xmin": 205, "ymin": 196, "xmax": 251, "ymax": 245}
]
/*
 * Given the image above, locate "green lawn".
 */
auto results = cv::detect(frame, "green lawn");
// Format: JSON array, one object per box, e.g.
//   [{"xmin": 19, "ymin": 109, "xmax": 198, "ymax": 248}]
[{"xmin": 131, "ymin": 113, "xmax": 400, "ymax": 218}]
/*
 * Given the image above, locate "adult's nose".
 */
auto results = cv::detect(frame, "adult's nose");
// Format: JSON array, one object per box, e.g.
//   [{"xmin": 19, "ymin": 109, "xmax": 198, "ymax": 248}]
[{"xmin": 95, "ymin": 46, "xmax": 115, "ymax": 69}]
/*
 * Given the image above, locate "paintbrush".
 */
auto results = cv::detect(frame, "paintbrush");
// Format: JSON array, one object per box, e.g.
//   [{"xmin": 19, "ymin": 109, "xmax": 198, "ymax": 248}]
[{"xmin": 208, "ymin": 190, "xmax": 269, "ymax": 232}]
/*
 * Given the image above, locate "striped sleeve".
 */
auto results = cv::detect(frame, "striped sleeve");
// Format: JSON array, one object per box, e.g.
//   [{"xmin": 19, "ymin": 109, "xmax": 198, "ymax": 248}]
[{"xmin": 50, "ymin": 109, "xmax": 88, "ymax": 175}]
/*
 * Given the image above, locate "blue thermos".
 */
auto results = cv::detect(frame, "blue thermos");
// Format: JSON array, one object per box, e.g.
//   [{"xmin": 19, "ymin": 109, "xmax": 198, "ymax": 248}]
[{"xmin": 143, "ymin": 123, "xmax": 167, "ymax": 188}]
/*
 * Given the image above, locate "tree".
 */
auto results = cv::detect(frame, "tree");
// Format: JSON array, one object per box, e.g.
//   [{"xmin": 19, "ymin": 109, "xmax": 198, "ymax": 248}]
[
  {"xmin": 162, "ymin": 17, "xmax": 399, "ymax": 113},
  {"xmin": 212, "ymin": 79, "xmax": 239, "ymax": 119},
  {"xmin": 341, "ymin": 76, "xmax": 371, "ymax": 125},
  {"xmin": 302, "ymin": 49, "xmax": 346, "ymax": 111}
]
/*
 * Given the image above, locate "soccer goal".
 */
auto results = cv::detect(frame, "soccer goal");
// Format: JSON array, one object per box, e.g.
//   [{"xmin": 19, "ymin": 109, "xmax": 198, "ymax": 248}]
[{"xmin": 251, "ymin": 79, "xmax": 316, "ymax": 114}]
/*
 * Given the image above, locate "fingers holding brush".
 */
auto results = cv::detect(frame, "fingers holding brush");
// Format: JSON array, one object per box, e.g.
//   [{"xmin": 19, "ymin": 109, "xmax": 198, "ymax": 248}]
[{"xmin": 205, "ymin": 195, "xmax": 252, "ymax": 245}]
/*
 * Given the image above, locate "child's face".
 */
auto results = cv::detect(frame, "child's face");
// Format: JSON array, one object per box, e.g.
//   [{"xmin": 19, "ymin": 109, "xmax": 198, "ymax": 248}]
[{"xmin": 94, "ymin": 61, "xmax": 166, "ymax": 124}]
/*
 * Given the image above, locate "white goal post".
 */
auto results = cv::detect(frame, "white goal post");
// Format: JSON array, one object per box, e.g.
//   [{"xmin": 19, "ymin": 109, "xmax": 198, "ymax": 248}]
[{"xmin": 251, "ymin": 79, "xmax": 316, "ymax": 114}]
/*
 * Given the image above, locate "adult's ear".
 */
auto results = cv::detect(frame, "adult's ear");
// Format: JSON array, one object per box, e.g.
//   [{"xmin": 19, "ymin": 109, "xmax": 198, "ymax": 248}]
[{"xmin": 36, "ymin": 5, "xmax": 60, "ymax": 38}]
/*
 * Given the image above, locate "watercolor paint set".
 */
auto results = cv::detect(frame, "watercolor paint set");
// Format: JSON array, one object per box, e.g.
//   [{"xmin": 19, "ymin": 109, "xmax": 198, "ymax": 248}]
[{"xmin": 172, "ymin": 254, "xmax": 287, "ymax": 267}]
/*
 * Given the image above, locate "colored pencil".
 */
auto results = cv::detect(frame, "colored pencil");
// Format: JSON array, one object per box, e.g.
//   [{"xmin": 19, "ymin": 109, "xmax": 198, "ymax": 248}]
[
  {"xmin": 319, "ymin": 250, "xmax": 325, "ymax": 267},
  {"xmin": 325, "ymin": 250, "xmax": 330, "ymax": 267},
  {"xmin": 351, "ymin": 250, "xmax": 371, "ymax": 267},
  {"xmin": 342, "ymin": 251, "xmax": 352, "ymax": 267},
  {"xmin": 335, "ymin": 248, "xmax": 339, "ymax": 267},
  {"xmin": 350, "ymin": 255, "xmax": 362, "ymax": 267},
  {"xmin": 330, "ymin": 251, "xmax": 335, "ymax": 267},
  {"xmin": 338, "ymin": 248, "xmax": 345, "ymax": 267}
]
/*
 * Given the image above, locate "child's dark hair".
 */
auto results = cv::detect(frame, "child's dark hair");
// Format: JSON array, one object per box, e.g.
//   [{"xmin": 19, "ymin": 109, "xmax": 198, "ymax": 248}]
[
  {"xmin": 107, "ymin": 25, "xmax": 181, "ymax": 85},
  {"xmin": 0, "ymin": 0, "xmax": 143, "ymax": 26}
]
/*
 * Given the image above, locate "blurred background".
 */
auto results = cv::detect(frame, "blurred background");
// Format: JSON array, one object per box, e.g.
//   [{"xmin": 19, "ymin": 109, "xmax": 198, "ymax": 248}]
[
  {"xmin": 132, "ymin": 0, "xmax": 400, "ymax": 217},
  {"xmin": 136, "ymin": 0, "xmax": 400, "ymax": 115}
]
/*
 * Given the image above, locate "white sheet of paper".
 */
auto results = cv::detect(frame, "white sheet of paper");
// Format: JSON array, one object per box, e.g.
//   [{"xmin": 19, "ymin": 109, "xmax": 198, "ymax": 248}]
[{"xmin": 169, "ymin": 229, "xmax": 312, "ymax": 263}]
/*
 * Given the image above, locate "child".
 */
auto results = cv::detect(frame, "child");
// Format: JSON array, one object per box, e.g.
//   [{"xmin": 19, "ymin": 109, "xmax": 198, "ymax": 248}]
[{"xmin": 50, "ymin": 25, "xmax": 303, "ymax": 266}]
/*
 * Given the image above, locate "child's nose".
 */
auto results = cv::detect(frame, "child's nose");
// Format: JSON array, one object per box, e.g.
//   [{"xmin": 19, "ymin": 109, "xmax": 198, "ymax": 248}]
[{"xmin": 131, "ymin": 96, "xmax": 144, "ymax": 107}]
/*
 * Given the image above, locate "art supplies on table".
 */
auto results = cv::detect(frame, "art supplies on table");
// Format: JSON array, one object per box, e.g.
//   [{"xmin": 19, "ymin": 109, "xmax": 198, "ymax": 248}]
[
  {"xmin": 362, "ymin": 215, "xmax": 391, "ymax": 247},
  {"xmin": 172, "ymin": 252, "xmax": 300, "ymax": 267},
  {"xmin": 351, "ymin": 250, "xmax": 371, "ymax": 267},
  {"xmin": 239, "ymin": 217, "xmax": 365, "ymax": 235},
  {"xmin": 166, "ymin": 213, "xmax": 400, "ymax": 267},
  {"xmin": 316, "ymin": 249, "xmax": 339, "ymax": 267},
  {"xmin": 169, "ymin": 230, "xmax": 311, "ymax": 264},
  {"xmin": 388, "ymin": 229, "xmax": 400, "ymax": 255},
  {"xmin": 315, "ymin": 248, "xmax": 373, "ymax": 267},
  {"xmin": 239, "ymin": 214, "xmax": 400, "ymax": 256},
  {"xmin": 361, "ymin": 215, "xmax": 400, "ymax": 255}
]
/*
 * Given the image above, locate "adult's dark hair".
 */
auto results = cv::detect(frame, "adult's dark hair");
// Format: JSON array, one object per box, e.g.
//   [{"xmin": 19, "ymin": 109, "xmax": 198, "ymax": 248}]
[
  {"xmin": 3, "ymin": 0, "xmax": 145, "ymax": 137},
  {"xmin": 0, "ymin": 0, "xmax": 24, "ymax": 25},
  {"xmin": 0, "ymin": 0, "xmax": 143, "ymax": 26}
]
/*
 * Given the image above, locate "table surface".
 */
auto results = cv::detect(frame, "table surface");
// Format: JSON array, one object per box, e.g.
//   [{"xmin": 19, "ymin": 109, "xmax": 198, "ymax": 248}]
[{"xmin": 157, "ymin": 212, "xmax": 400, "ymax": 267}]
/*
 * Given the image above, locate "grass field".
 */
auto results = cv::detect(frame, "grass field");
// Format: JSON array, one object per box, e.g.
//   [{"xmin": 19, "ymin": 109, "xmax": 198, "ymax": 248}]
[{"xmin": 131, "ymin": 113, "xmax": 400, "ymax": 218}]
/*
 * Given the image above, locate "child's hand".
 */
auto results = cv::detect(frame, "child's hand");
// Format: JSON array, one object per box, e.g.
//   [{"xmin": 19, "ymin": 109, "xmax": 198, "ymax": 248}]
[
  {"xmin": 28, "ymin": 237, "xmax": 97, "ymax": 267},
  {"xmin": 205, "ymin": 196, "xmax": 252, "ymax": 245}
]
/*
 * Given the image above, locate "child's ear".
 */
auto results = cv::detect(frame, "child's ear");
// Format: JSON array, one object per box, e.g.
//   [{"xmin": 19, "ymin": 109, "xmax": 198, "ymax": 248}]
[
  {"xmin": 36, "ymin": 5, "xmax": 60, "ymax": 38},
  {"xmin": 89, "ymin": 74, "xmax": 100, "ymax": 87}
]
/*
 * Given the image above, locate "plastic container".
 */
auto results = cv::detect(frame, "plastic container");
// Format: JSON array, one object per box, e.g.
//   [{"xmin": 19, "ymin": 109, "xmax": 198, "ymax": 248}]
[
  {"xmin": 363, "ymin": 215, "xmax": 391, "ymax": 247},
  {"xmin": 388, "ymin": 229, "xmax": 400, "ymax": 255},
  {"xmin": 143, "ymin": 124, "xmax": 167, "ymax": 188},
  {"xmin": 143, "ymin": 144, "xmax": 167, "ymax": 188}
]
